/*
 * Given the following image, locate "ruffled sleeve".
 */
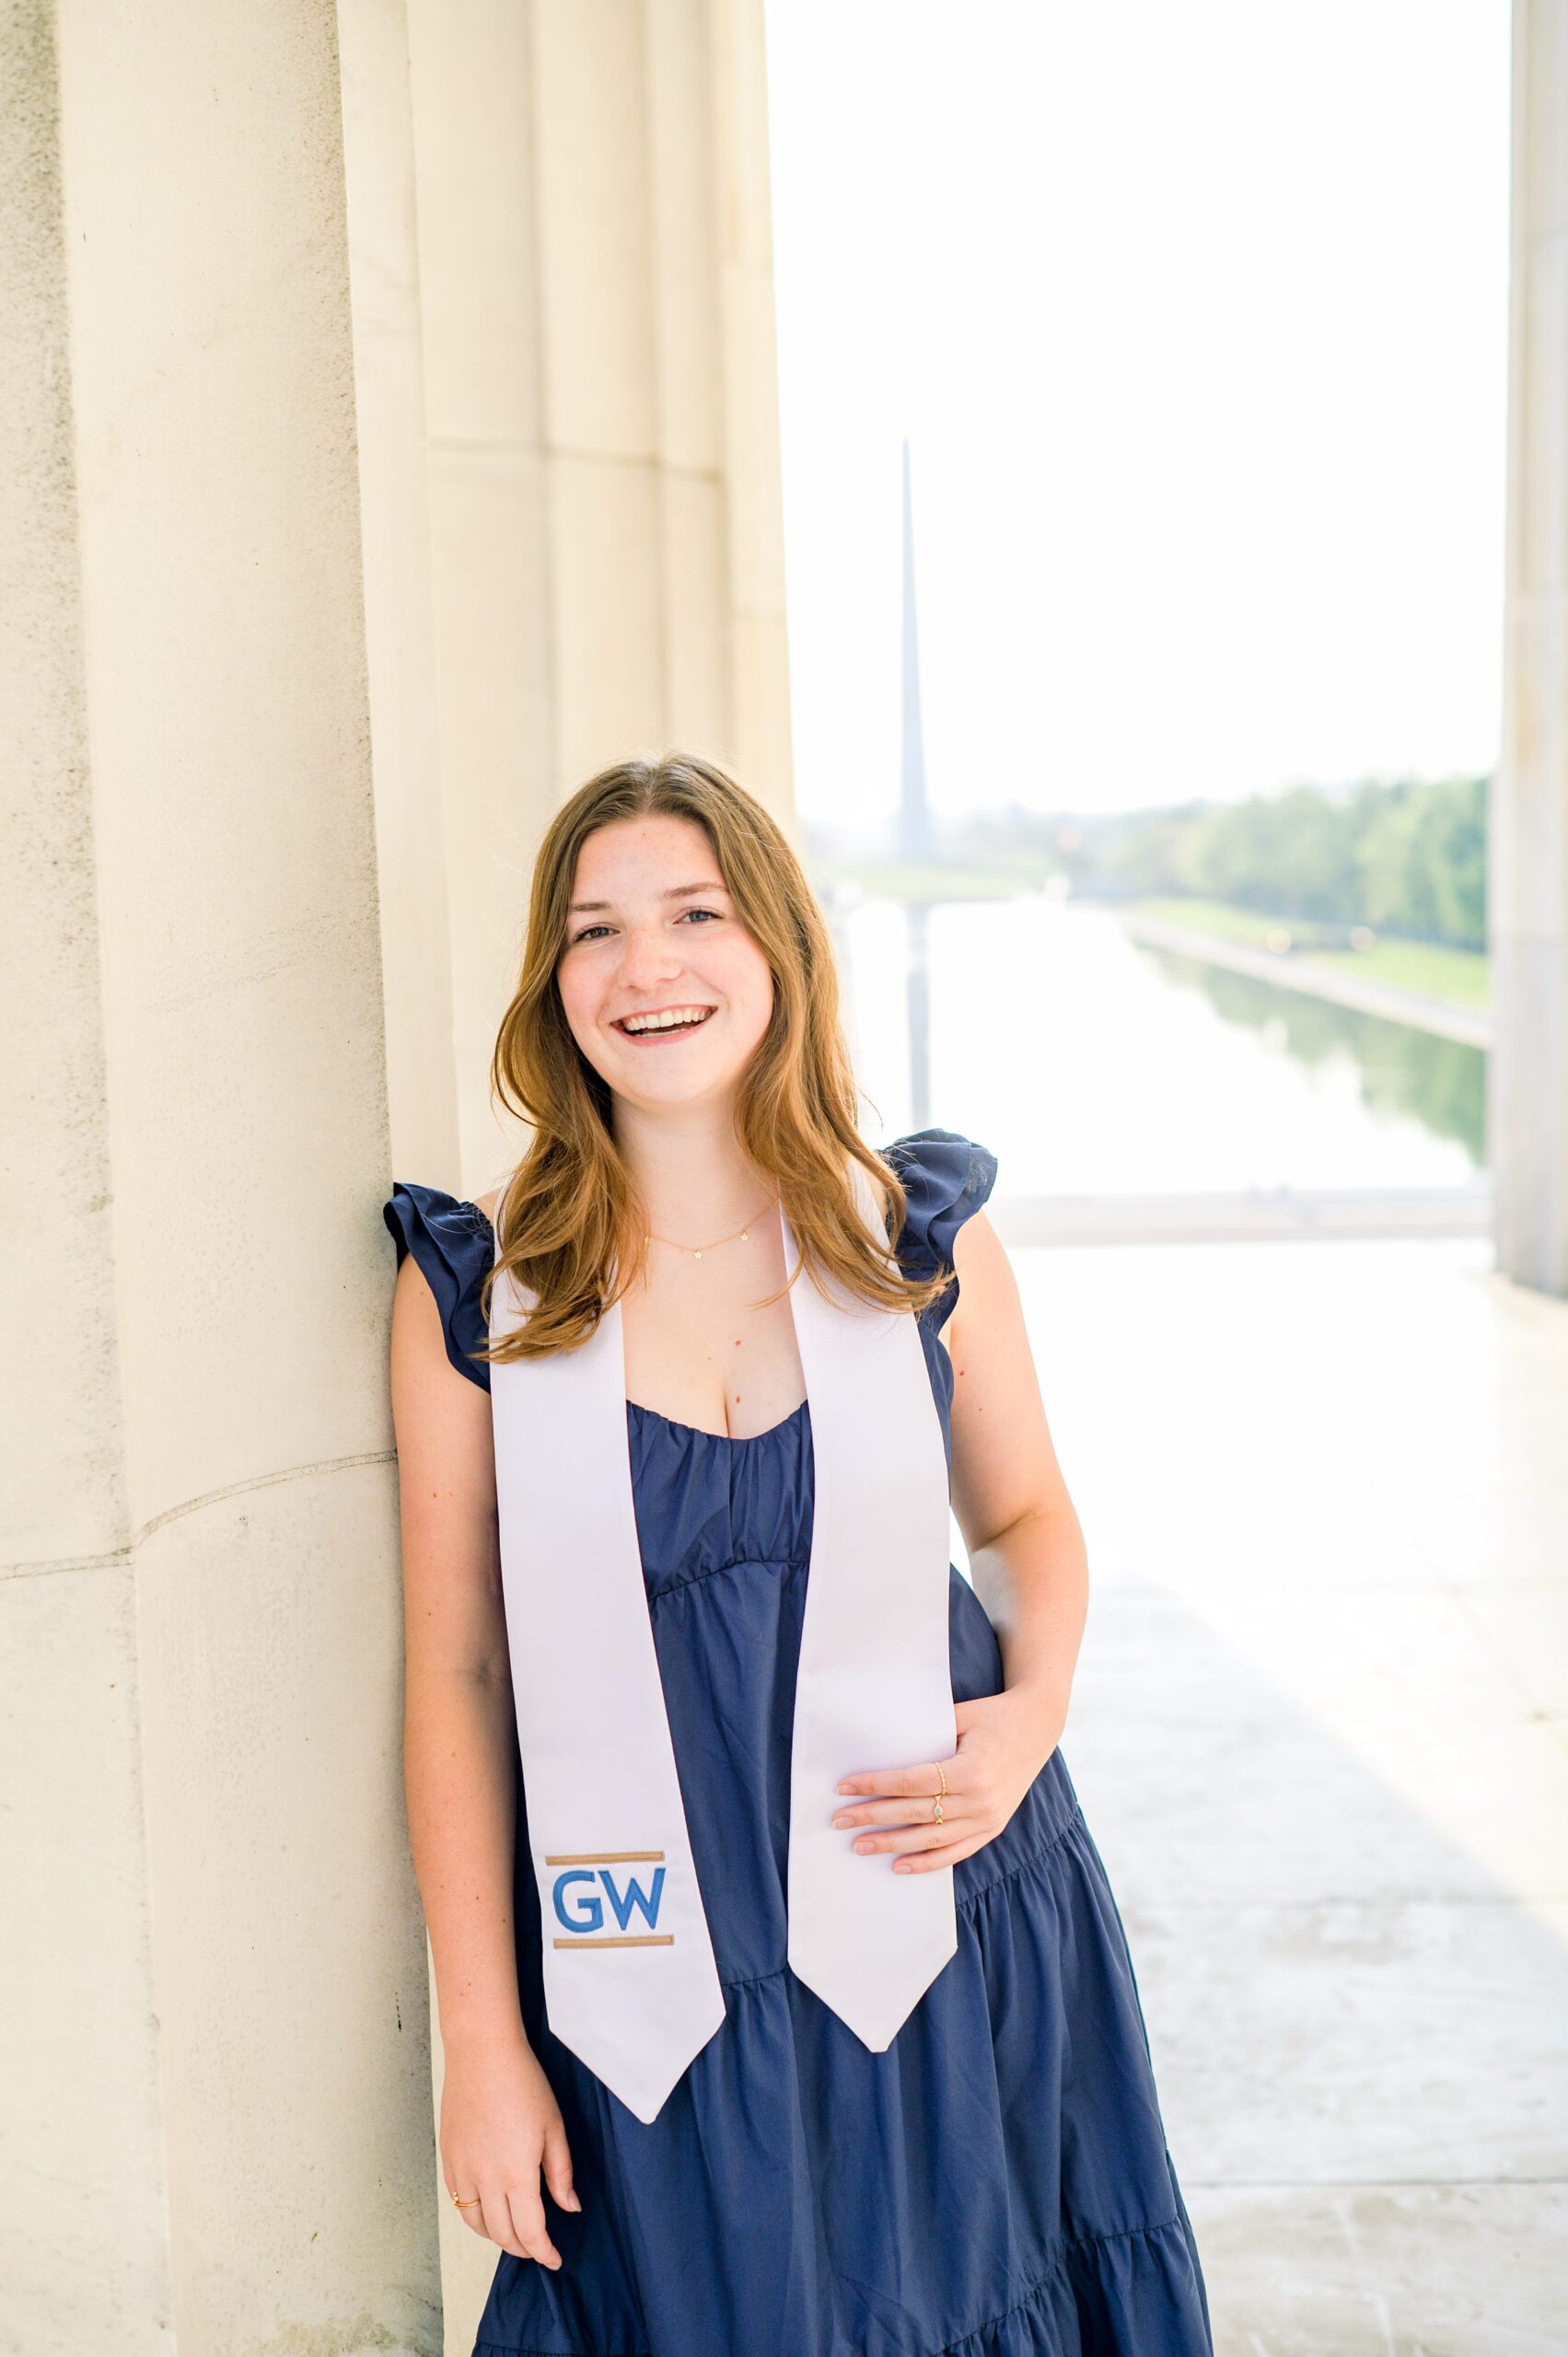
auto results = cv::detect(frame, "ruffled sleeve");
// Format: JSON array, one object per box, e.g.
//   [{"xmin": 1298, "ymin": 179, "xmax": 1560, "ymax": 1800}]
[
  {"xmin": 878, "ymin": 1127, "xmax": 999, "ymax": 1333},
  {"xmin": 382, "ymin": 1180, "xmax": 494, "ymax": 1392}
]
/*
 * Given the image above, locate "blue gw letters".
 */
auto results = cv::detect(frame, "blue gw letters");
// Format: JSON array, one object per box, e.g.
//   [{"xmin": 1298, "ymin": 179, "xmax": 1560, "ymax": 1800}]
[{"xmin": 553, "ymin": 1864, "xmax": 667, "ymax": 1935}]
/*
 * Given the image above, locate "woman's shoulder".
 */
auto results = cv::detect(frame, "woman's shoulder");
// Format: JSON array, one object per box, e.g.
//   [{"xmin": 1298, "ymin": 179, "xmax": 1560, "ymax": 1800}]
[
  {"xmin": 382, "ymin": 1180, "xmax": 494, "ymax": 1392},
  {"xmin": 381, "ymin": 1140, "xmax": 996, "ymax": 1385},
  {"xmin": 876, "ymin": 1126, "xmax": 999, "ymax": 1290}
]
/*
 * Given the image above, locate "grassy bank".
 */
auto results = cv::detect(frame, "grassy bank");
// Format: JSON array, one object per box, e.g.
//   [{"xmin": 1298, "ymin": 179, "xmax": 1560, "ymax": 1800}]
[{"xmin": 1124, "ymin": 896, "xmax": 1491, "ymax": 1012}]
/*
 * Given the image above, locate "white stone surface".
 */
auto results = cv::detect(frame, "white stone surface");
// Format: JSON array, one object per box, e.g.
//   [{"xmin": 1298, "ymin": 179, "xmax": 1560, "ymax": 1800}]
[
  {"xmin": 340, "ymin": 0, "xmax": 459, "ymax": 1192},
  {"xmin": 1492, "ymin": 0, "xmax": 1568, "ymax": 1297},
  {"xmin": 2, "ymin": 0, "xmax": 440, "ymax": 2347},
  {"xmin": 999, "ymin": 1232, "xmax": 1568, "ymax": 2350}
]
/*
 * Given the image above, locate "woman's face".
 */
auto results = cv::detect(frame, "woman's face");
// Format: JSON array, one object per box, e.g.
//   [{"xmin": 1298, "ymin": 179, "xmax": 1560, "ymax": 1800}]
[{"xmin": 556, "ymin": 813, "xmax": 775, "ymax": 1112}]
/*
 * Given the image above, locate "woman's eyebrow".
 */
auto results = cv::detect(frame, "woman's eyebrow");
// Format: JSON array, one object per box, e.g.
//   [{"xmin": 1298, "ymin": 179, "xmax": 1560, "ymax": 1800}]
[{"xmin": 568, "ymin": 881, "xmax": 728, "ymax": 913}]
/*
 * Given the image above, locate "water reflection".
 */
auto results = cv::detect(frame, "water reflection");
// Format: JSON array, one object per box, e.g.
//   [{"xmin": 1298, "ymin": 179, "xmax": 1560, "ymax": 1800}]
[
  {"xmin": 835, "ymin": 894, "xmax": 1486, "ymax": 1193},
  {"xmin": 1133, "ymin": 943, "xmax": 1486, "ymax": 1169}
]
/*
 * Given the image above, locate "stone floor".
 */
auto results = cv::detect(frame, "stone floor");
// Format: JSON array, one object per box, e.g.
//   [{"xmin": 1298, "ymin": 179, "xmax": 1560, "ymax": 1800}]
[{"xmin": 993, "ymin": 1232, "xmax": 1568, "ymax": 2355}]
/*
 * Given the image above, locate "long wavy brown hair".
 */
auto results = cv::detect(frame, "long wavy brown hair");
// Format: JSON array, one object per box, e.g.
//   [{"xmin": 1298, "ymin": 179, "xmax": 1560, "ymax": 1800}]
[{"xmin": 474, "ymin": 751, "xmax": 955, "ymax": 1365}]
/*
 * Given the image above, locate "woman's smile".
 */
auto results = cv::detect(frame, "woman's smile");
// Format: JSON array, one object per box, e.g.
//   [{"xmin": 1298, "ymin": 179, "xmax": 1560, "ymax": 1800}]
[{"xmin": 610, "ymin": 1002, "xmax": 718, "ymax": 1043}]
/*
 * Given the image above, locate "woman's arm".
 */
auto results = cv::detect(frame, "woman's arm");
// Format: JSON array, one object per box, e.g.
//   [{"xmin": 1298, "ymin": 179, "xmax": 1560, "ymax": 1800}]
[
  {"xmin": 390, "ymin": 1247, "xmax": 521, "ymax": 2041},
  {"xmin": 389, "ymin": 1242, "xmax": 578, "ymax": 2266},
  {"xmin": 945, "ymin": 1210, "xmax": 1089, "ymax": 1745},
  {"xmin": 831, "ymin": 1212, "xmax": 1088, "ymax": 1872}
]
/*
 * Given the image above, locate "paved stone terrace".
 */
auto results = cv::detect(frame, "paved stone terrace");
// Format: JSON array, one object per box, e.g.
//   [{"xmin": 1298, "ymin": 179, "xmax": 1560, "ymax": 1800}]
[{"xmin": 993, "ymin": 1232, "xmax": 1567, "ymax": 2356}]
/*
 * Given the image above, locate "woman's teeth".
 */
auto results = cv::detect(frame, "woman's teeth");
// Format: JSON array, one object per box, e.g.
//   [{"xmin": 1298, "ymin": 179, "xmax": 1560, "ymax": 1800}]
[{"xmin": 616, "ymin": 1007, "xmax": 714, "ymax": 1037}]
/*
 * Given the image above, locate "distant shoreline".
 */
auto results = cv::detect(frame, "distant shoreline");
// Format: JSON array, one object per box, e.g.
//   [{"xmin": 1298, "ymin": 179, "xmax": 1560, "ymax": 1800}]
[
  {"xmin": 1109, "ymin": 904, "xmax": 1491, "ymax": 1050},
  {"xmin": 815, "ymin": 862, "xmax": 1491, "ymax": 1049}
]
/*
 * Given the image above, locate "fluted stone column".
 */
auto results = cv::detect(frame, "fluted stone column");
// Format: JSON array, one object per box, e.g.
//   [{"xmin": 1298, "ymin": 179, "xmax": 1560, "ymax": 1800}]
[
  {"xmin": 340, "ymin": 0, "xmax": 462, "ymax": 1193},
  {"xmin": 1493, "ymin": 0, "xmax": 1568, "ymax": 1295},
  {"xmin": 1, "ymin": 2, "xmax": 439, "ymax": 2348},
  {"xmin": 4, "ymin": 2, "xmax": 797, "ymax": 2347}
]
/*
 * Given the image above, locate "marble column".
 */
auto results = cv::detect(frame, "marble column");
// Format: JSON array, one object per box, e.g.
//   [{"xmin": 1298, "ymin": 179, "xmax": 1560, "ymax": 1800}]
[
  {"xmin": 1, "ymin": 2, "xmax": 438, "ymax": 2347},
  {"xmin": 3, "ymin": 3, "xmax": 796, "ymax": 2347},
  {"xmin": 1493, "ymin": 0, "xmax": 1568, "ymax": 1295},
  {"xmin": 340, "ymin": 0, "xmax": 461, "ymax": 1192}
]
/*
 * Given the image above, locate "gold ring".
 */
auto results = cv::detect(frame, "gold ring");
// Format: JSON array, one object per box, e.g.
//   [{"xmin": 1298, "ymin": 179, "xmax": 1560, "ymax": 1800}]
[
  {"xmin": 931, "ymin": 1795, "xmax": 943, "ymax": 1823},
  {"xmin": 452, "ymin": 2192, "xmax": 482, "ymax": 2209}
]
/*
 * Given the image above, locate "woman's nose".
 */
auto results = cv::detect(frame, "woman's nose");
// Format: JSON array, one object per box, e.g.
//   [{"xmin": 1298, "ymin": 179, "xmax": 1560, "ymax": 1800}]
[{"xmin": 617, "ymin": 926, "xmax": 683, "ymax": 982}]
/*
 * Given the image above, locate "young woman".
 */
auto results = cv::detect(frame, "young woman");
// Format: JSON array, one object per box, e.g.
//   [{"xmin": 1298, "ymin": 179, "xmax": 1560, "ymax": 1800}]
[{"xmin": 384, "ymin": 753, "xmax": 1213, "ymax": 2357}]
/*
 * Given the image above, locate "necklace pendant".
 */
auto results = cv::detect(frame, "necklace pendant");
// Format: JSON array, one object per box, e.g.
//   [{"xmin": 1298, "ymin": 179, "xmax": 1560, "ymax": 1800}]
[{"xmin": 693, "ymin": 1248, "xmax": 703, "ymax": 1260}]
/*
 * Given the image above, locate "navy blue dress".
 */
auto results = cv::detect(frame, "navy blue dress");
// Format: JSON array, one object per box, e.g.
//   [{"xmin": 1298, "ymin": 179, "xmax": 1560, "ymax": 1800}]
[{"xmin": 384, "ymin": 1129, "xmax": 1213, "ymax": 2357}]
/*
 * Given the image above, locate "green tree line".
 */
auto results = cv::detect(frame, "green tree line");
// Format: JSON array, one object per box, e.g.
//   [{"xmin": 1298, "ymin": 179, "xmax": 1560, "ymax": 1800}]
[{"xmin": 957, "ymin": 773, "xmax": 1490, "ymax": 950}]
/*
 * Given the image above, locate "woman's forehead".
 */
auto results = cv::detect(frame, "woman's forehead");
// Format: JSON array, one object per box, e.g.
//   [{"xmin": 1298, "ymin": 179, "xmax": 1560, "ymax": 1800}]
[{"xmin": 570, "ymin": 813, "xmax": 724, "ymax": 901}]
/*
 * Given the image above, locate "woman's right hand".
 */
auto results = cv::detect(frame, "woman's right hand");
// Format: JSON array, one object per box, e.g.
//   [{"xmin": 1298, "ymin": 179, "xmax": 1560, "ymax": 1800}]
[{"xmin": 441, "ymin": 2026, "xmax": 581, "ymax": 2267}]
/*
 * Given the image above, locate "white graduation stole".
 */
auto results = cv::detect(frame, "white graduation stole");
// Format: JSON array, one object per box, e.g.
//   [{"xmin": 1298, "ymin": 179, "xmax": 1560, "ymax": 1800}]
[{"xmin": 487, "ymin": 1156, "xmax": 958, "ymax": 2124}]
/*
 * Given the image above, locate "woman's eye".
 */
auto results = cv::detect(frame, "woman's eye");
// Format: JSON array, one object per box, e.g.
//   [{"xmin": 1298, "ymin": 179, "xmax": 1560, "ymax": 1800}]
[{"xmin": 570, "ymin": 907, "xmax": 721, "ymax": 946}]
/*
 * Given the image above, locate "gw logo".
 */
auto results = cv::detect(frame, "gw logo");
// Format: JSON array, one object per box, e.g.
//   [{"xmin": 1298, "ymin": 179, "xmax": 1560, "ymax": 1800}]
[{"xmin": 544, "ymin": 1849, "xmax": 675, "ymax": 1947}]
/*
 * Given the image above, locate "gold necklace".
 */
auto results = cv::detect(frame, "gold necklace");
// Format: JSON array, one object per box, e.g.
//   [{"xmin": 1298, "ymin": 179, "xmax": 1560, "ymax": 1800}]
[{"xmin": 645, "ymin": 1197, "xmax": 779, "ymax": 1260}]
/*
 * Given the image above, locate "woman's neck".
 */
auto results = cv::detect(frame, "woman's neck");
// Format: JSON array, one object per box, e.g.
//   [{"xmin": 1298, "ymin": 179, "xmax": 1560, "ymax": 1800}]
[{"xmin": 611, "ymin": 1102, "xmax": 773, "ymax": 1246}]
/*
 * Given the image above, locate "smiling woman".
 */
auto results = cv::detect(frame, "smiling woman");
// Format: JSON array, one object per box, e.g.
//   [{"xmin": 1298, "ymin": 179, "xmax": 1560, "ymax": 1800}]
[
  {"xmin": 558, "ymin": 835, "xmax": 772, "ymax": 1092},
  {"xmin": 381, "ymin": 751, "xmax": 1214, "ymax": 2357}
]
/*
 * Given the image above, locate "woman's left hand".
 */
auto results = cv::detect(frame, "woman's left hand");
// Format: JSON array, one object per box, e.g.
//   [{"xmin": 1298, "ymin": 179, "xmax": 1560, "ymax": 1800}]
[{"xmin": 830, "ymin": 1687, "xmax": 1065, "ymax": 1874}]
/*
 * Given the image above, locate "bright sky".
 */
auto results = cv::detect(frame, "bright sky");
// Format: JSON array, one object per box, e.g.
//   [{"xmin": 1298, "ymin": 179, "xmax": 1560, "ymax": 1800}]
[{"xmin": 762, "ymin": 0, "xmax": 1512, "ymax": 827}]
